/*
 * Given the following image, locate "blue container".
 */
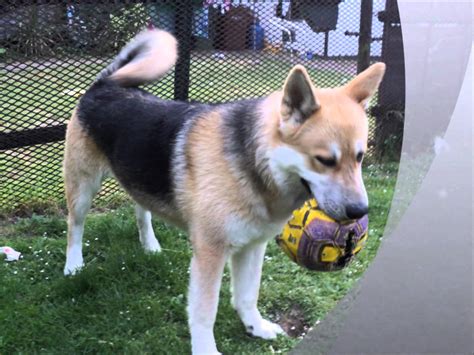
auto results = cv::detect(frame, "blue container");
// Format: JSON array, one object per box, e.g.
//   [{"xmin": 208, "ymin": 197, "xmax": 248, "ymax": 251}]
[{"xmin": 249, "ymin": 22, "xmax": 264, "ymax": 51}]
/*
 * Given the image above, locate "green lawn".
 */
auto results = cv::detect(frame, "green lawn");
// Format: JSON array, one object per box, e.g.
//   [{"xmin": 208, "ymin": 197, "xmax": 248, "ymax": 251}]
[{"xmin": 0, "ymin": 163, "xmax": 397, "ymax": 354}]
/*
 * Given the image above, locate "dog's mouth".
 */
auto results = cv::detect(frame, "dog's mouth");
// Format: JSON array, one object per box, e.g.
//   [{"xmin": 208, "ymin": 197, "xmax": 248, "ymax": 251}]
[
  {"xmin": 300, "ymin": 178, "xmax": 311, "ymax": 195},
  {"xmin": 299, "ymin": 178, "xmax": 342, "ymax": 220}
]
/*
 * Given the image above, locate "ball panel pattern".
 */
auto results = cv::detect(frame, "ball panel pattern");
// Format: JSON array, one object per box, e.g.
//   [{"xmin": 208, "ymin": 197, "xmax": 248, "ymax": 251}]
[{"xmin": 276, "ymin": 199, "xmax": 369, "ymax": 271}]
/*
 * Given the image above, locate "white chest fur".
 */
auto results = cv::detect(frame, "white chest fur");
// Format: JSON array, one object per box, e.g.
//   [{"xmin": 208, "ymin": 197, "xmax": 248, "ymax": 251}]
[{"xmin": 225, "ymin": 214, "xmax": 287, "ymax": 252}]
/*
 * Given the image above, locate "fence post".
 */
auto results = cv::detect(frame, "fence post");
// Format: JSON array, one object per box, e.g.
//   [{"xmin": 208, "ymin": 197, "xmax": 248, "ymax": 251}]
[
  {"xmin": 173, "ymin": 0, "xmax": 194, "ymax": 101},
  {"xmin": 357, "ymin": 0, "xmax": 373, "ymax": 73},
  {"xmin": 372, "ymin": 0, "xmax": 405, "ymax": 161}
]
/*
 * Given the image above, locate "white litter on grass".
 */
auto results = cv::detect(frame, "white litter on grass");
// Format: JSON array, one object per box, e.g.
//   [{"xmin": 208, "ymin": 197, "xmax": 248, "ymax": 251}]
[{"xmin": 1, "ymin": 246, "xmax": 21, "ymax": 261}]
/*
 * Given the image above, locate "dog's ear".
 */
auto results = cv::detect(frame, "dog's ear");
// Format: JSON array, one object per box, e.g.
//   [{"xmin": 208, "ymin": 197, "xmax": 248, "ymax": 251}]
[
  {"xmin": 280, "ymin": 65, "xmax": 320, "ymax": 136},
  {"xmin": 344, "ymin": 62, "xmax": 386, "ymax": 108}
]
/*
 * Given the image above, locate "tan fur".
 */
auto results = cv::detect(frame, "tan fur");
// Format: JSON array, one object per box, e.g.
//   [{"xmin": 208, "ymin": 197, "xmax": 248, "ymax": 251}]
[
  {"xmin": 260, "ymin": 64, "xmax": 384, "ymax": 199},
  {"xmin": 260, "ymin": 90, "xmax": 367, "ymax": 182},
  {"xmin": 182, "ymin": 112, "xmax": 268, "ymax": 246},
  {"xmin": 63, "ymin": 111, "xmax": 110, "ymax": 206},
  {"xmin": 286, "ymin": 89, "xmax": 367, "ymax": 155},
  {"xmin": 63, "ymin": 111, "xmax": 110, "ymax": 254},
  {"xmin": 344, "ymin": 62, "xmax": 386, "ymax": 106},
  {"xmin": 63, "ymin": 111, "xmax": 109, "ymax": 179},
  {"xmin": 296, "ymin": 89, "xmax": 368, "ymax": 188}
]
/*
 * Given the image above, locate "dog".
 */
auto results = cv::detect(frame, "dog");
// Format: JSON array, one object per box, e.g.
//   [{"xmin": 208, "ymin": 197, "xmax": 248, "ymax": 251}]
[{"xmin": 63, "ymin": 29, "xmax": 385, "ymax": 354}]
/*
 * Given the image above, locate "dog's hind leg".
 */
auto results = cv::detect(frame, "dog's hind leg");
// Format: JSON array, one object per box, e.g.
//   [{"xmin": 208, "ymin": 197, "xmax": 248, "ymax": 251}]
[
  {"xmin": 134, "ymin": 204, "xmax": 160, "ymax": 253},
  {"xmin": 63, "ymin": 113, "xmax": 106, "ymax": 275},
  {"xmin": 64, "ymin": 170, "xmax": 103, "ymax": 275},
  {"xmin": 230, "ymin": 242, "xmax": 285, "ymax": 339}
]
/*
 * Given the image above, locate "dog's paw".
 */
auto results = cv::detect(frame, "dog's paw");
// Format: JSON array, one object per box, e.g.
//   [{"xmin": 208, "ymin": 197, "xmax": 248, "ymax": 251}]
[
  {"xmin": 246, "ymin": 318, "xmax": 285, "ymax": 340},
  {"xmin": 63, "ymin": 261, "xmax": 84, "ymax": 276},
  {"xmin": 64, "ymin": 251, "xmax": 84, "ymax": 276},
  {"xmin": 140, "ymin": 233, "xmax": 161, "ymax": 254},
  {"xmin": 143, "ymin": 240, "xmax": 161, "ymax": 254},
  {"xmin": 192, "ymin": 344, "xmax": 222, "ymax": 355}
]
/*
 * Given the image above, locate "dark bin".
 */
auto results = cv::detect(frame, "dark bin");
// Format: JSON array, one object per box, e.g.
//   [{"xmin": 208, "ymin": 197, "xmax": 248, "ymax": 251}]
[
  {"xmin": 221, "ymin": 6, "xmax": 255, "ymax": 51},
  {"xmin": 289, "ymin": 0, "xmax": 343, "ymax": 31},
  {"xmin": 304, "ymin": 3, "xmax": 340, "ymax": 32}
]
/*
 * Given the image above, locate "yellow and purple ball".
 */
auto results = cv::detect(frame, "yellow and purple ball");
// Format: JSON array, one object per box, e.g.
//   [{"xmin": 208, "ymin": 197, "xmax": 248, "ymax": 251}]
[{"xmin": 276, "ymin": 199, "xmax": 368, "ymax": 271}]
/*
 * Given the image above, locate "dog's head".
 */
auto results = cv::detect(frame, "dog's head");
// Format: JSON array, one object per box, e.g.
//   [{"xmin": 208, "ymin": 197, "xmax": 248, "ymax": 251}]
[{"xmin": 269, "ymin": 63, "xmax": 385, "ymax": 221}]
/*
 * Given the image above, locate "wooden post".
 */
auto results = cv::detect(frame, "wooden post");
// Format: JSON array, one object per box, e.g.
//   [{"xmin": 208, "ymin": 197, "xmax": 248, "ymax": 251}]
[{"xmin": 357, "ymin": 0, "xmax": 373, "ymax": 73}]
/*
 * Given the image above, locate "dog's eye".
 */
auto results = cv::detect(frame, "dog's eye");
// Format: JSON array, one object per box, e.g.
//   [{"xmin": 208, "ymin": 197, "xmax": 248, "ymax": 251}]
[
  {"xmin": 315, "ymin": 155, "xmax": 337, "ymax": 167},
  {"xmin": 356, "ymin": 152, "xmax": 364, "ymax": 163}
]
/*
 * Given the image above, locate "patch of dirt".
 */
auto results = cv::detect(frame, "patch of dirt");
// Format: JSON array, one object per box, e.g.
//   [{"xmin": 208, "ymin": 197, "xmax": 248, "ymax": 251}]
[
  {"xmin": 1, "ymin": 203, "xmax": 66, "ymax": 222},
  {"xmin": 276, "ymin": 304, "xmax": 312, "ymax": 338}
]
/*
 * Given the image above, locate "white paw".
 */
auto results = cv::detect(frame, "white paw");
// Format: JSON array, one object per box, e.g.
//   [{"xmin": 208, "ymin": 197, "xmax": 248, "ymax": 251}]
[
  {"xmin": 64, "ymin": 249, "xmax": 84, "ymax": 275},
  {"xmin": 141, "ymin": 234, "xmax": 161, "ymax": 253},
  {"xmin": 246, "ymin": 318, "xmax": 285, "ymax": 340},
  {"xmin": 64, "ymin": 260, "xmax": 84, "ymax": 276},
  {"xmin": 143, "ymin": 240, "xmax": 161, "ymax": 253},
  {"xmin": 192, "ymin": 342, "xmax": 221, "ymax": 355},
  {"xmin": 190, "ymin": 324, "xmax": 220, "ymax": 355}
]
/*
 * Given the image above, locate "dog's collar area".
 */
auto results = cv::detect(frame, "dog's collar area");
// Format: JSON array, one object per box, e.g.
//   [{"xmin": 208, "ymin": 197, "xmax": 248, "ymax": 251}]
[{"xmin": 300, "ymin": 178, "xmax": 311, "ymax": 194}]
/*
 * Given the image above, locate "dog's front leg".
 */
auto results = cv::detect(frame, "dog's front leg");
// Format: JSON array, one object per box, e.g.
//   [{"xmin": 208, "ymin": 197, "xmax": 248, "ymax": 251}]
[
  {"xmin": 188, "ymin": 233, "xmax": 227, "ymax": 355},
  {"xmin": 230, "ymin": 242, "xmax": 285, "ymax": 339}
]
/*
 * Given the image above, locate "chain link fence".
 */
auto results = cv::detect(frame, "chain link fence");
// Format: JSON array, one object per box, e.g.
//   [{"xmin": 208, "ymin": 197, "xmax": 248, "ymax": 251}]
[{"xmin": 0, "ymin": 0, "xmax": 404, "ymax": 215}]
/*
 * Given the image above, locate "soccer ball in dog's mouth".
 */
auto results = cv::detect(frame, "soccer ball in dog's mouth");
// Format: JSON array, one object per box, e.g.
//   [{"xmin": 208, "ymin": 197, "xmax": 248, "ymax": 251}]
[{"xmin": 276, "ymin": 199, "xmax": 368, "ymax": 271}]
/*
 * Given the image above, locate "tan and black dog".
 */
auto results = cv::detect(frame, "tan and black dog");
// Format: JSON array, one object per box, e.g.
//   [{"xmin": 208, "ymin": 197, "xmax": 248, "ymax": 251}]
[{"xmin": 63, "ymin": 29, "xmax": 385, "ymax": 354}]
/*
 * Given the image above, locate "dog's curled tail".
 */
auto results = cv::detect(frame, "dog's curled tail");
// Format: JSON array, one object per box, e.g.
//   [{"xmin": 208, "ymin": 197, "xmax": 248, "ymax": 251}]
[{"xmin": 96, "ymin": 29, "xmax": 178, "ymax": 87}]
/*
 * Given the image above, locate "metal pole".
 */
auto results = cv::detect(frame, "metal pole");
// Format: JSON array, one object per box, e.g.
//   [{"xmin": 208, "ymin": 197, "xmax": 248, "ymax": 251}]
[
  {"xmin": 324, "ymin": 31, "xmax": 329, "ymax": 58},
  {"xmin": 174, "ymin": 0, "xmax": 193, "ymax": 101},
  {"xmin": 357, "ymin": 0, "xmax": 373, "ymax": 73}
]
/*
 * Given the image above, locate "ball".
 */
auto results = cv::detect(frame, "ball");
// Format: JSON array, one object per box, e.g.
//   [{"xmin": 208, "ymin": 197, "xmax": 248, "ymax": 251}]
[{"xmin": 275, "ymin": 199, "xmax": 368, "ymax": 271}]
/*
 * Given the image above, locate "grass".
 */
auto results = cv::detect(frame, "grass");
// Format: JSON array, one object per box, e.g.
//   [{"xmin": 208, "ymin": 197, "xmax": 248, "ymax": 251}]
[{"xmin": 0, "ymin": 163, "xmax": 397, "ymax": 354}]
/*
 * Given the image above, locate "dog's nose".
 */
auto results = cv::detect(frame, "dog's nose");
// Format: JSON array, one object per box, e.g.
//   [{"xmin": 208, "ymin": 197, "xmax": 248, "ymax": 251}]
[{"xmin": 345, "ymin": 203, "xmax": 368, "ymax": 219}]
